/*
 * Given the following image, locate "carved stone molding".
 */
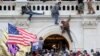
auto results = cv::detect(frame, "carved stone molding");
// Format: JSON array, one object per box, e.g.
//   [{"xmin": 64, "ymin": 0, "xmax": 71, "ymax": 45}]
[{"xmin": 82, "ymin": 20, "xmax": 97, "ymax": 29}]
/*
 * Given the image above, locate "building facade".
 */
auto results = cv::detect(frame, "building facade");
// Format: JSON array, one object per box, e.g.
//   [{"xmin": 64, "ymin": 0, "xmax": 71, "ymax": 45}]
[{"xmin": 0, "ymin": 0, "xmax": 100, "ymax": 52}]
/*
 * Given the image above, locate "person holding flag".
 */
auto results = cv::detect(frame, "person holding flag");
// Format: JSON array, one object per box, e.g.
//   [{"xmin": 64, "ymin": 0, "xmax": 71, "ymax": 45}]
[{"xmin": 29, "ymin": 37, "xmax": 43, "ymax": 56}]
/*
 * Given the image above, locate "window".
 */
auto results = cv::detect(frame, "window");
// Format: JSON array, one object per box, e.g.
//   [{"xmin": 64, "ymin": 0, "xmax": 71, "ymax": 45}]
[
  {"xmin": 8, "ymin": 6, "xmax": 11, "ymax": 10},
  {"xmin": 0, "ymin": 6, "xmax": 2, "ymax": 10},
  {"xmin": 4, "ymin": 6, "xmax": 6, "ymax": 10},
  {"xmin": 97, "ymin": 6, "xmax": 99, "ymax": 10},
  {"xmin": 67, "ymin": 6, "xmax": 70, "ymax": 10},
  {"xmin": 41, "ymin": 6, "xmax": 44, "ymax": 10},
  {"xmin": 76, "ymin": 5, "xmax": 78, "ymax": 10},
  {"xmin": 63, "ymin": 6, "xmax": 65, "ymax": 10},
  {"xmin": 33, "ymin": 6, "xmax": 35, "ymax": 10},
  {"xmin": 46, "ymin": 6, "xmax": 48, "ymax": 10},
  {"xmin": 12, "ymin": 6, "xmax": 15, "ymax": 10},
  {"xmin": 71, "ymin": 6, "xmax": 74, "ymax": 10},
  {"xmin": 37, "ymin": 6, "xmax": 40, "ymax": 10}
]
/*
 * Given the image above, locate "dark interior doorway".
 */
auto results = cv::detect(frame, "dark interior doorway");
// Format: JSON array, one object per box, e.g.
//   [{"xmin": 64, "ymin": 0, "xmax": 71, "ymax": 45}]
[{"xmin": 43, "ymin": 34, "xmax": 69, "ymax": 51}]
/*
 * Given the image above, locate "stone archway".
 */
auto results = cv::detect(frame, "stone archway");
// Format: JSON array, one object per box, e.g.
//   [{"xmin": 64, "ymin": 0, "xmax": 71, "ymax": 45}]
[
  {"xmin": 37, "ymin": 25, "xmax": 75, "ymax": 50},
  {"xmin": 43, "ymin": 34, "xmax": 69, "ymax": 50}
]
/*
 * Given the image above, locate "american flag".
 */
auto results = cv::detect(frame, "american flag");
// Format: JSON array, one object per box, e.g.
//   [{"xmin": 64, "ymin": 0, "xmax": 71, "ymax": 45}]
[{"xmin": 7, "ymin": 23, "xmax": 37, "ymax": 46}]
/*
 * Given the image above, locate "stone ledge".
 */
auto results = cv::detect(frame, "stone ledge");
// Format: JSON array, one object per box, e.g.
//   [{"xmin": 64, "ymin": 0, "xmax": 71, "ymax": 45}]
[{"xmin": 0, "ymin": 14, "xmax": 99, "ymax": 18}]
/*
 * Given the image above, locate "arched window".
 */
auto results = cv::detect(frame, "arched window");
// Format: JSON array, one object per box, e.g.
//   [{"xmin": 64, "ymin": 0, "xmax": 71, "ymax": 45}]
[
  {"xmin": 67, "ymin": 6, "xmax": 70, "ymax": 10},
  {"xmin": 33, "ymin": 6, "xmax": 35, "ymax": 10},
  {"xmin": 12, "ymin": 6, "xmax": 15, "ymax": 10},
  {"xmin": 8, "ymin": 6, "xmax": 11, "ymax": 10},
  {"xmin": 37, "ymin": 6, "xmax": 40, "ymax": 10},
  {"xmin": 46, "ymin": 6, "xmax": 48, "ymax": 10},
  {"xmin": 4, "ymin": 6, "xmax": 6, "ymax": 10},
  {"xmin": 0, "ymin": 6, "xmax": 2, "ymax": 10},
  {"xmin": 41, "ymin": 6, "xmax": 44, "ymax": 10},
  {"xmin": 76, "ymin": 5, "xmax": 78, "ymax": 10},
  {"xmin": 63, "ymin": 6, "xmax": 65, "ymax": 10},
  {"xmin": 71, "ymin": 6, "xmax": 74, "ymax": 10},
  {"xmin": 97, "ymin": 5, "xmax": 99, "ymax": 10}
]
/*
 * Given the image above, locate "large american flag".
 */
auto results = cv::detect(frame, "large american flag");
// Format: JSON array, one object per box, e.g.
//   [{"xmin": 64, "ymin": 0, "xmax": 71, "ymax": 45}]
[{"xmin": 7, "ymin": 23, "xmax": 37, "ymax": 46}]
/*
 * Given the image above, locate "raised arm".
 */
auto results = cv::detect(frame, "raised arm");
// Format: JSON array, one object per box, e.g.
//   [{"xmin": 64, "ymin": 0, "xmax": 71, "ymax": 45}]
[{"xmin": 67, "ymin": 15, "xmax": 71, "ymax": 22}]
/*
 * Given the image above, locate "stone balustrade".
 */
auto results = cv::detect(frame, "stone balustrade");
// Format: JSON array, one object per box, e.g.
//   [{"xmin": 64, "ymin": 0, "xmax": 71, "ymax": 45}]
[
  {"xmin": 0, "ymin": 1, "xmax": 99, "ymax": 29},
  {"xmin": 0, "ymin": 1, "xmax": 100, "ymax": 15}
]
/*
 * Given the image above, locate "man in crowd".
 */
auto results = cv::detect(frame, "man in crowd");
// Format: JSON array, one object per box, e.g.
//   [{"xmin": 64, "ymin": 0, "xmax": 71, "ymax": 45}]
[{"xmin": 38, "ymin": 37, "xmax": 44, "ymax": 55}]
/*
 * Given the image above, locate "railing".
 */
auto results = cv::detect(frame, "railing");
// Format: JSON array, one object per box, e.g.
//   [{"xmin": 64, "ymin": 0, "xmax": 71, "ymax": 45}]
[{"xmin": 0, "ymin": 1, "xmax": 100, "ymax": 15}]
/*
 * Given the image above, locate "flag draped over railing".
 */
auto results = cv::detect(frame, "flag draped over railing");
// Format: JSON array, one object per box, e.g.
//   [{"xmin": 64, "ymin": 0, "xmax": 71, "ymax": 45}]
[{"xmin": 7, "ymin": 23, "xmax": 37, "ymax": 46}]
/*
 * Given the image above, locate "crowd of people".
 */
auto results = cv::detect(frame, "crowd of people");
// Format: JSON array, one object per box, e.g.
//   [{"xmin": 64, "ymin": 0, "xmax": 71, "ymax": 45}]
[
  {"xmin": 26, "ymin": 49, "xmax": 100, "ymax": 56},
  {"xmin": 20, "ymin": 1, "xmax": 97, "ymax": 56}
]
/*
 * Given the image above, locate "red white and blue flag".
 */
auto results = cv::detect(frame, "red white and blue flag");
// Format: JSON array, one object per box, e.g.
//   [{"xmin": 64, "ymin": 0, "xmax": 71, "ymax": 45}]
[{"xmin": 7, "ymin": 23, "xmax": 37, "ymax": 46}]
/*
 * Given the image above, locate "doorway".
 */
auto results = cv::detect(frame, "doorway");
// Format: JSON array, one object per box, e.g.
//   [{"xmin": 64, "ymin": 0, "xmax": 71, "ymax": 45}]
[{"xmin": 43, "ymin": 34, "xmax": 69, "ymax": 50}]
